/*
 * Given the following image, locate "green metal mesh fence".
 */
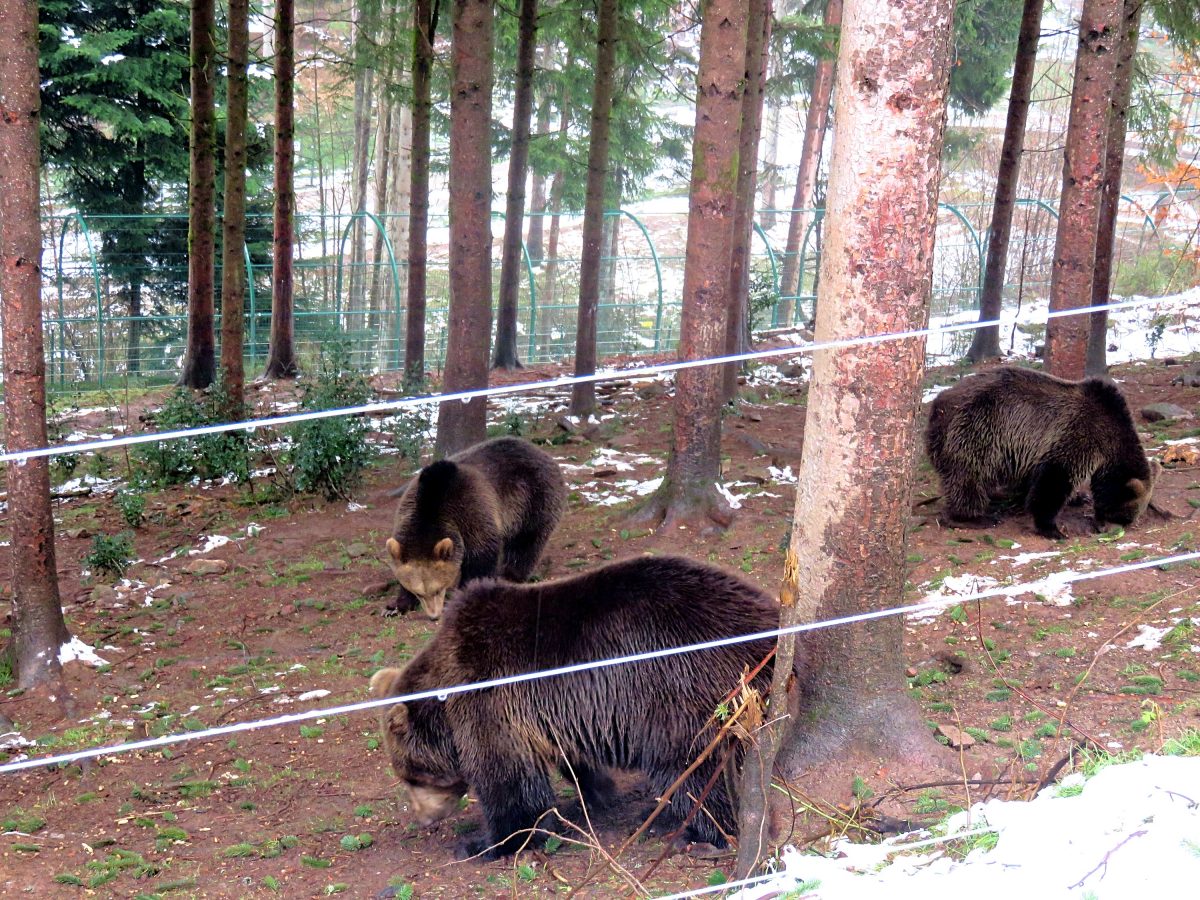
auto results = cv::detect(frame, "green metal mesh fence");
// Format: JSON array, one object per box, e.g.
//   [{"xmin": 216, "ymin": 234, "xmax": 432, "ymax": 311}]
[{"xmin": 33, "ymin": 197, "xmax": 1167, "ymax": 393}]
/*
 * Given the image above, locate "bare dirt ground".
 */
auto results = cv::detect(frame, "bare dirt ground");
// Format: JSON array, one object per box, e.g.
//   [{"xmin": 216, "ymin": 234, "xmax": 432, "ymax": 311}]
[{"xmin": 1, "ymin": 351, "xmax": 1198, "ymax": 898}]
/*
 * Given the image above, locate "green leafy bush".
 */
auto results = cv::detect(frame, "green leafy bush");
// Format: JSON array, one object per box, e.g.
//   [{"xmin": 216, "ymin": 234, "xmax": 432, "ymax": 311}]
[
  {"xmin": 85, "ymin": 532, "xmax": 134, "ymax": 578},
  {"xmin": 284, "ymin": 347, "xmax": 375, "ymax": 501},
  {"xmin": 131, "ymin": 374, "xmax": 250, "ymax": 487},
  {"xmin": 115, "ymin": 489, "xmax": 146, "ymax": 528}
]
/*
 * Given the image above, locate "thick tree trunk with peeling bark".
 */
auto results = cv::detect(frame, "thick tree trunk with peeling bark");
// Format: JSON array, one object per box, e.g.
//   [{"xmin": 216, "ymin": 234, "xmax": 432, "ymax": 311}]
[
  {"xmin": 435, "ymin": 0, "xmax": 494, "ymax": 457},
  {"xmin": 777, "ymin": 0, "xmax": 841, "ymax": 326},
  {"xmin": 569, "ymin": 0, "xmax": 619, "ymax": 419},
  {"xmin": 1044, "ymin": 0, "xmax": 1123, "ymax": 379},
  {"xmin": 736, "ymin": 0, "xmax": 958, "ymax": 875},
  {"xmin": 494, "ymin": 0, "xmax": 538, "ymax": 370},
  {"xmin": 220, "ymin": 0, "xmax": 250, "ymax": 409},
  {"xmin": 404, "ymin": 0, "xmax": 438, "ymax": 391},
  {"xmin": 0, "ymin": 0, "xmax": 71, "ymax": 690},
  {"xmin": 967, "ymin": 0, "xmax": 1045, "ymax": 363},
  {"xmin": 1086, "ymin": 0, "xmax": 1142, "ymax": 377},
  {"xmin": 265, "ymin": 0, "xmax": 298, "ymax": 378},
  {"xmin": 179, "ymin": 0, "xmax": 218, "ymax": 388},
  {"xmin": 723, "ymin": 0, "xmax": 770, "ymax": 402},
  {"xmin": 631, "ymin": 0, "xmax": 747, "ymax": 533}
]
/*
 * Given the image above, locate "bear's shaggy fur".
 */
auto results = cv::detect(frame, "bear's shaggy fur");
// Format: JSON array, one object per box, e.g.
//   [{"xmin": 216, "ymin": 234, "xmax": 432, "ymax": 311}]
[
  {"xmin": 926, "ymin": 366, "xmax": 1160, "ymax": 539},
  {"xmin": 369, "ymin": 555, "xmax": 788, "ymax": 858},
  {"xmin": 386, "ymin": 437, "xmax": 566, "ymax": 618}
]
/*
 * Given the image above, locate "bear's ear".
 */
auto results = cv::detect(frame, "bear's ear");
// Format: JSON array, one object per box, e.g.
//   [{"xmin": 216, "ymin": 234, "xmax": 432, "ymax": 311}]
[
  {"xmin": 1127, "ymin": 477, "xmax": 1146, "ymax": 498},
  {"xmin": 386, "ymin": 537, "xmax": 403, "ymax": 560},
  {"xmin": 432, "ymin": 537, "xmax": 454, "ymax": 561}
]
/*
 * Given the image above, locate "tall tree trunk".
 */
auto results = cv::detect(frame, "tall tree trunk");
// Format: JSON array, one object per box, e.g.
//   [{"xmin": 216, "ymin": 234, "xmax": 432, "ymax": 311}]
[
  {"xmin": 1086, "ymin": 0, "xmax": 1143, "ymax": 377},
  {"xmin": 180, "ymin": 0, "xmax": 218, "ymax": 388},
  {"xmin": 494, "ymin": 0, "xmax": 538, "ymax": 370},
  {"xmin": 723, "ymin": 0, "xmax": 771, "ymax": 402},
  {"xmin": 736, "ymin": 0, "xmax": 958, "ymax": 875},
  {"xmin": 526, "ymin": 42, "xmax": 555, "ymax": 264},
  {"xmin": 542, "ymin": 169, "xmax": 566, "ymax": 315},
  {"xmin": 385, "ymin": 98, "xmax": 412, "ymax": 369},
  {"xmin": 126, "ymin": 155, "xmax": 146, "ymax": 376},
  {"xmin": 369, "ymin": 94, "xmax": 394, "ymax": 333},
  {"xmin": 405, "ymin": 0, "xmax": 438, "ymax": 391},
  {"xmin": 349, "ymin": 0, "xmax": 375, "ymax": 320},
  {"xmin": 265, "ymin": 0, "xmax": 298, "ymax": 378},
  {"xmin": 0, "ymin": 0, "xmax": 71, "ymax": 691},
  {"xmin": 1044, "ymin": 0, "xmax": 1124, "ymax": 379},
  {"xmin": 967, "ymin": 0, "xmax": 1045, "ymax": 363},
  {"xmin": 569, "ymin": 0, "xmax": 619, "ymax": 418},
  {"xmin": 760, "ymin": 100, "xmax": 781, "ymax": 230},
  {"xmin": 221, "ymin": 0, "xmax": 250, "ymax": 410},
  {"xmin": 434, "ymin": 0, "xmax": 494, "ymax": 457},
  {"xmin": 632, "ymin": 0, "xmax": 748, "ymax": 532},
  {"xmin": 777, "ymin": 0, "xmax": 841, "ymax": 326}
]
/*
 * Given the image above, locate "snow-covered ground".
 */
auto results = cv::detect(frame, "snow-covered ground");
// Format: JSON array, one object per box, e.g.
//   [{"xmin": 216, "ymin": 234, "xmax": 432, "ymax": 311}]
[{"xmin": 726, "ymin": 752, "xmax": 1200, "ymax": 900}]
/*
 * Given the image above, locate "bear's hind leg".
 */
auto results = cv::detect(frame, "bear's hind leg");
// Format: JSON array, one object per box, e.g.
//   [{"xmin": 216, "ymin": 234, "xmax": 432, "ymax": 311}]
[
  {"xmin": 1027, "ymin": 461, "xmax": 1074, "ymax": 540},
  {"xmin": 499, "ymin": 526, "xmax": 552, "ymax": 582},
  {"xmin": 648, "ymin": 758, "xmax": 734, "ymax": 849}
]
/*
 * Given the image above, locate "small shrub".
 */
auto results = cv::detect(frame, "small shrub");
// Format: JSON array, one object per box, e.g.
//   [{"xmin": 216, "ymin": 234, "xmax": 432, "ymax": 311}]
[
  {"xmin": 132, "ymin": 374, "xmax": 250, "ymax": 487},
  {"xmin": 85, "ymin": 532, "xmax": 134, "ymax": 578},
  {"xmin": 115, "ymin": 489, "xmax": 146, "ymax": 528},
  {"xmin": 284, "ymin": 347, "xmax": 374, "ymax": 501}
]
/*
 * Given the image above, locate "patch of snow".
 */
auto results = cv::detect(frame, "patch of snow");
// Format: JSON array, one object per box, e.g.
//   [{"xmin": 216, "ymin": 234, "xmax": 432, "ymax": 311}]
[
  {"xmin": 768, "ymin": 465, "xmax": 797, "ymax": 484},
  {"xmin": 296, "ymin": 689, "xmax": 331, "ymax": 702},
  {"xmin": 245, "ymin": 523, "xmax": 264, "ymax": 537},
  {"xmin": 912, "ymin": 573, "xmax": 1003, "ymax": 621},
  {"xmin": 1000, "ymin": 550, "xmax": 1062, "ymax": 567},
  {"xmin": 189, "ymin": 534, "xmax": 232, "ymax": 556},
  {"xmin": 1125, "ymin": 624, "xmax": 1174, "ymax": 652},
  {"xmin": 734, "ymin": 754, "xmax": 1200, "ymax": 900},
  {"xmin": 347, "ymin": 502, "xmax": 367, "ymax": 512},
  {"xmin": 58, "ymin": 636, "xmax": 107, "ymax": 668}
]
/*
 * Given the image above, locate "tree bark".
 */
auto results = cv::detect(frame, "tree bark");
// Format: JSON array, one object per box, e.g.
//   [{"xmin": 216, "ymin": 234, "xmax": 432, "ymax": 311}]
[
  {"xmin": 493, "ymin": 0, "xmax": 538, "ymax": 370},
  {"xmin": 220, "ymin": 0, "xmax": 250, "ymax": 410},
  {"xmin": 723, "ymin": 0, "xmax": 771, "ymax": 402},
  {"xmin": 404, "ymin": 0, "xmax": 438, "ymax": 391},
  {"xmin": 1044, "ymin": 0, "xmax": 1123, "ymax": 380},
  {"xmin": 737, "ymin": 0, "xmax": 958, "ymax": 875},
  {"xmin": 631, "ymin": 0, "xmax": 748, "ymax": 533},
  {"xmin": 760, "ymin": 100, "xmax": 781, "ymax": 231},
  {"xmin": 180, "ymin": 0, "xmax": 218, "ymax": 388},
  {"xmin": 0, "ymin": 0, "xmax": 71, "ymax": 690},
  {"xmin": 369, "ymin": 93, "xmax": 394, "ymax": 332},
  {"xmin": 434, "ymin": 0, "xmax": 494, "ymax": 457},
  {"xmin": 526, "ymin": 46, "xmax": 554, "ymax": 265},
  {"xmin": 1085, "ymin": 0, "xmax": 1143, "ymax": 377},
  {"xmin": 349, "ymin": 0, "xmax": 375, "ymax": 320},
  {"xmin": 569, "ymin": 0, "xmax": 620, "ymax": 419},
  {"xmin": 777, "ymin": 0, "xmax": 841, "ymax": 326},
  {"xmin": 265, "ymin": 0, "xmax": 298, "ymax": 378},
  {"xmin": 967, "ymin": 0, "xmax": 1045, "ymax": 363}
]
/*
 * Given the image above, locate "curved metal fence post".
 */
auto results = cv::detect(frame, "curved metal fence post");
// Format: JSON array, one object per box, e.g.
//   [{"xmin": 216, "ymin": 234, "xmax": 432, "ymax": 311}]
[
  {"xmin": 615, "ymin": 210, "xmax": 664, "ymax": 351},
  {"xmin": 521, "ymin": 236, "xmax": 538, "ymax": 362},
  {"xmin": 938, "ymin": 202, "xmax": 985, "ymax": 294},
  {"xmin": 751, "ymin": 221, "xmax": 780, "ymax": 329},
  {"xmin": 333, "ymin": 210, "xmax": 402, "ymax": 366},
  {"xmin": 797, "ymin": 209, "xmax": 824, "ymax": 326},
  {"xmin": 56, "ymin": 213, "xmax": 103, "ymax": 387}
]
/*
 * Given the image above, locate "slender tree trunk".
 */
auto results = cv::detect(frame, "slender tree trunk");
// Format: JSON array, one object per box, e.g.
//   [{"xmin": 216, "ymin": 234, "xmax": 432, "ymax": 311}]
[
  {"xmin": 180, "ymin": 0, "xmax": 218, "ymax": 388},
  {"xmin": 369, "ymin": 94, "xmax": 394, "ymax": 332},
  {"xmin": 631, "ymin": 0, "xmax": 748, "ymax": 532},
  {"xmin": 1086, "ymin": 0, "xmax": 1143, "ymax": 377},
  {"xmin": 435, "ymin": 0, "xmax": 494, "ymax": 457},
  {"xmin": 126, "ymin": 155, "xmax": 146, "ymax": 375},
  {"xmin": 265, "ymin": 0, "xmax": 298, "ymax": 378},
  {"xmin": 349, "ymin": 0, "xmax": 375, "ymax": 320},
  {"xmin": 0, "ymin": 0, "xmax": 71, "ymax": 690},
  {"xmin": 777, "ymin": 0, "xmax": 841, "ymax": 326},
  {"xmin": 543, "ymin": 169, "xmax": 566, "ymax": 311},
  {"xmin": 569, "ymin": 0, "xmax": 619, "ymax": 418},
  {"xmin": 220, "ymin": 0, "xmax": 250, "ymax": 409},
  {"xmin": 494, "ymin": 0, "xmax": 538, "ymax": 370},
  {"xmin": 404, "ymin": 0, "xmax": 438, "ymax": 390},
  {"xmin": 385, "ymin": 98, "xmax": 412, "ymax": 369},
  {"xmin": 526, "ymin": 42, "xmax": 554, "ymax": 264},
  {"xmin": 723, "ymin": 0, "xmax": 771, "ymax": 402},
  {"xmin": 760, "ymin": 100, "xmax": 781, "ymax": 230},
  {"xmin": 1044, "ymin": 0, "xmax": 1123, "ymax": 379},
  {"xmin": 967, "ymin": 0, "xmax": 1045, "ymax": 363},
  {"xmin": 737, "ymin": 0, "xmax": 958, "ymax": 875}
]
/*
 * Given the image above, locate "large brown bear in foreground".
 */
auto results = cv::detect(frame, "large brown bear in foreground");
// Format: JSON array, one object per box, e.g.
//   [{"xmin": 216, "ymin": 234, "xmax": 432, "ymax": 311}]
[
  {"xmin": 926, "ymin": 366, "xmax": 1160, "ymax": 539},
  {"xmin": 369, "ymin": 555, "xmax": 788, "ymax": 859},
  {"xmin": 386, "ymin": 437, "xmax": 567, "ymax": 618}
]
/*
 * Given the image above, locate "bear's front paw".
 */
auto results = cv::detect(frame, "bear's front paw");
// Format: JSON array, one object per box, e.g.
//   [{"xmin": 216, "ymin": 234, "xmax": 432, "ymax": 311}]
[
  {"xmin": 1034, "ymin": 522, "xmax": 1067, "ymax": 540},
  {"xmin": 454, "ymin": 837, "xmax": 500, "ymax": 861},
  {"xmin": 385, "ymin": 587, "xmax": 421, "ymax": 617}
]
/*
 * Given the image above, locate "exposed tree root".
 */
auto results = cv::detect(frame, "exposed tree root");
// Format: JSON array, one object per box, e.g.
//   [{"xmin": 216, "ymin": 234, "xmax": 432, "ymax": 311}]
[{"xmin": 626, "ymin": 482, "xmax": 734, "ymax": 535}]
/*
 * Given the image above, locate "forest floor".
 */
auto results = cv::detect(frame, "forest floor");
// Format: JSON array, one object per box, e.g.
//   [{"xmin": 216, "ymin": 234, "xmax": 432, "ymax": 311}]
[{"xmin": 1, "ymin": 349, "xmax": 1199, "ymax": 898}]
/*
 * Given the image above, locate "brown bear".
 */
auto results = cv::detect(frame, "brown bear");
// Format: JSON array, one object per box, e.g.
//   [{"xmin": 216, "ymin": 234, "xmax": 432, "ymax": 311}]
[
  {"xmin": 368, "ymin": 555, "xmax": 789, "ymax": 859},
  {"xmin": 385, "ymin": 437, "xmax": 567, "ymax": 619},
  {"xmin": 926, "ymin": 366, "xmax": 1161, "ymax": 539}
]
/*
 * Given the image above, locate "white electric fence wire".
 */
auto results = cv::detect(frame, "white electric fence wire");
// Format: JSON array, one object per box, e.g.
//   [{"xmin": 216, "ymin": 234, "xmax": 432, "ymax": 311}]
[
  {"xmin": 0, "ymin": 294, "xmax": 1183, "ymax": 464},
  {"xmin": 2, "ymin": 549, "xmax": 1195, "ymax": 776}
]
